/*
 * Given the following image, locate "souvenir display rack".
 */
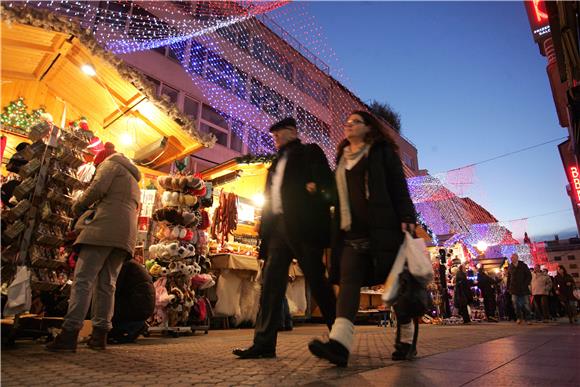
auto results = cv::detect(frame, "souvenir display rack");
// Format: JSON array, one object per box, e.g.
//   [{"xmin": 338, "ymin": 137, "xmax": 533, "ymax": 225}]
[
  {"xmin": 1, "ymin": 119, "xmax": 92, "ymax": 342},
  {"xmin": 145, "ymin": 174, "xmax": 215, "ymax": 336}
]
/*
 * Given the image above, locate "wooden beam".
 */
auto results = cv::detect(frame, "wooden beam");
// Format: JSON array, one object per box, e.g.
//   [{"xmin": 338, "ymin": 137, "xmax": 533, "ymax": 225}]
[
  {"xmin": 1, "ymin": 38, "xmax": 55, "ymax": 53},
  {"xmin": 39, "ymin": 38, "xmax": 74, "ymax": 82},
  {"xmin": 1, "ymin": 70, "xmax": 36, "ymax": 80},
  {"xmin": 102, "ymin": 93, "xmax": 143, "ymax": 126}
]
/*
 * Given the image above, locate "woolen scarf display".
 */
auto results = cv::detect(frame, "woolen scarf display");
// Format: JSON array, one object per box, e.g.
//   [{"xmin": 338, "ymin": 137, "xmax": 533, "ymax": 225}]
[{"xmin": 335, "ymin": 143, "xmax": 370, "ymax": 231}]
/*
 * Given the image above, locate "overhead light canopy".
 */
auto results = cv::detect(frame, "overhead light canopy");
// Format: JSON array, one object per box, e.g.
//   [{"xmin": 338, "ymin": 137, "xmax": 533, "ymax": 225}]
[{"xmin": 81, "ymin": 64, "xmax": 96, "ymax": 76}]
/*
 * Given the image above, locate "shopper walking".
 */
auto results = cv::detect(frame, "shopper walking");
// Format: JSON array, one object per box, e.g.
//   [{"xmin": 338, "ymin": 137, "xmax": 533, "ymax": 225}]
[
  {"xmin": 307, "ymin": 110, "xmax": 417, "ymax": 367},
  {"xmin": 47, "ymin": 143, "xmax": 141, "ymax": 352},
  {"xmin": 531, "ymin": 264, "xmax": 551, "ymax": 322},
  {"xmin": 507, "ymin": 253, "xmax": 532, "ymax": 324},
  {"xmin": 477, "ymin": 267, "xmax": 497, "ymax": 322},
  {"xmin": 233, "ymin": 117, "xmax": 337, "ymax": 359},
  {"xmin": 455, "ymin": 264, "xmax": 473, "ymax": 324},
  {"xmin": 555, "ymin": 265, "xmax": 578, "ymax": 324}
]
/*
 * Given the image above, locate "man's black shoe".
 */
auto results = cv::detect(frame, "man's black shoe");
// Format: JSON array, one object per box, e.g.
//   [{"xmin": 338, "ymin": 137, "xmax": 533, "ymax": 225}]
[
  {"xmin": 392, "ymin": 342, "xmax": 417, "ymax": 361},
  {"xmin": 308, "ymin": 338, "xmax": 349, "ymax": 367},
  {"xmin": 232, "ymin": 345, "xmax": 276, "ymax": 359}
]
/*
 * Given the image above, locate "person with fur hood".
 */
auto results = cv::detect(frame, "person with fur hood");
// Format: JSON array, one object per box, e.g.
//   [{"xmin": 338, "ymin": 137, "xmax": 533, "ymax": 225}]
[
  {"xmin": 47, "ymin": 142, "xmax": 142, "ymax": 352},
  {"xmin": 531, "ymin": 264, "xmax": 552, "ymax": 322}
]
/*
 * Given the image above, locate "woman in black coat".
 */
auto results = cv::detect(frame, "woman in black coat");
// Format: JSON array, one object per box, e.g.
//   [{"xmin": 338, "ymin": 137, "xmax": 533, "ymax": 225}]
[
  {"xmin": 555, "ymin": 265, "xmax": 578, "ymax": 324},
  {"xmin": 308, "ymin": 111, "xmax": 416, "ymax": 367},
  {"xmin": 455, "ymin": 265, "xmax": 473, "ymax": 323}
]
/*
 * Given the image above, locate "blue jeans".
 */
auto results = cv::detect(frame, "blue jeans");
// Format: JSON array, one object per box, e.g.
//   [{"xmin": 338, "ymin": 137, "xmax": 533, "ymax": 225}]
[{"xmin": 511, "ymin": 294, "xmax": 532, "ymax": 321}]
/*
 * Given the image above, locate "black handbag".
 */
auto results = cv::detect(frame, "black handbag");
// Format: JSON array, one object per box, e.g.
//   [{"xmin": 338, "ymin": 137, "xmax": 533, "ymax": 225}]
[{"xmin": 393, "ymin": 268, "xmax": 432, "ymax": 321}]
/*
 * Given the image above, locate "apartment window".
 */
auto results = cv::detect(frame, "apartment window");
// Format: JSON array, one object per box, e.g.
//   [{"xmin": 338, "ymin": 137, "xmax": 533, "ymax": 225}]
[
  {"xmin": 250, "ymin": 78, "xmax": 263, "ymax": 108},
  {"xmin": 152, "ymin": 46, "xmax": 166, "ymax": 55},
  {"xmin": 201, "ymin": 105, "xmax": 228, "ymax": 128},
  {"xmin": 183, "ymin": 96, "xmax": 199, "ymax": 120},
  {"xmin": 572, "ymin": 273, "xmax": 579, "ymax": 278},
  {"xmin": 206, "ymin": 51, "xmax": 233, "ymax": 90},
  {"xmin": 200, "ymin": 123, "xmax": 227, "ymax": 147},
  {"xmin": 238, "ymin": 29, "xmax": 250, "ymax": 51},
  {"xmin": 568, "ymin": 255, "xmax": 576, "ymax": 260},
  {"xmin": 190, "ymin": 40, "xmax": 206, "ymax": 76},
  {"xmin": 247, "ymin": 127, "xmax": 275, "ymax": 154},
  {"xmin": 570, "ymin": 264, "xmax": 578, "ymax": 269},
  {"xmin": 144, "ymin": 75, "xmax": 160, "ymax": 95},
  {"xmin": 230, "ymin": 119, "xmax": 244, "ymax": 152},
  {"xmin": 98, "ymin": 1, "xmax": 129, "ymax": 29},
  {"xmin": 233, "ymin": 69, "xmax": 247, "ymax": 100},
  {"xmin": 160, "ymin": 84, "xmax": 179, "ymax": 104},
  {"xmin": 167, "ymin": 45, "xmax": 181, "ymax": 63},
  {"xmin": 554, "ymin": 256, "xmax": 562, "ymax": 261}
]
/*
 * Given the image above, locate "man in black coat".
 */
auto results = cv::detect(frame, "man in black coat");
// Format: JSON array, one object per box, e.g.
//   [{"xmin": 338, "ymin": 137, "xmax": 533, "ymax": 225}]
[
  {"xmin": 233, "ymin": 117, "xmax": 337, "ymax": 359},
  {"xmin": 477, "ymin": 267, "xmax": 498, "ymax": 322},
  {"xmin": 507, "ymin": 253, "xmax": 532, "ymax": 324}
]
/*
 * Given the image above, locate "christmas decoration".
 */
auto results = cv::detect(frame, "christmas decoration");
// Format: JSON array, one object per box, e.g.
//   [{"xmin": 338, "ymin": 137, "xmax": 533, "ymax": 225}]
[
  {"xmin": 235, "ymin": 153, "xmax": 276, "ymax": 165},
  {"xmin": 0, "ymin": 97, "xmax": 45, "ymax": 135}
]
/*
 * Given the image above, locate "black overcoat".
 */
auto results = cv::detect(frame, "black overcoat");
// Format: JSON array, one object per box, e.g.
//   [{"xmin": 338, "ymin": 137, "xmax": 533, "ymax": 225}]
[
  {"xmin": 329, "ymin": 140, "xmax": 416, "ymax": 286},
  {"xmin": 259, "ymin": 139, "xmax": 335, "ymax": 259}
]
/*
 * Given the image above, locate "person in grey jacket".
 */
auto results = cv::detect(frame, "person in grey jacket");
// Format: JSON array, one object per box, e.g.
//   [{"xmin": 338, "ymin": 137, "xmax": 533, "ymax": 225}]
[
  {"xmin": 531, "ymin": 264, "xmax": 551, "ymax": 322},
  {"xmin": 47, "ymin": 143, "xmax": 141, "ymax": 352}
]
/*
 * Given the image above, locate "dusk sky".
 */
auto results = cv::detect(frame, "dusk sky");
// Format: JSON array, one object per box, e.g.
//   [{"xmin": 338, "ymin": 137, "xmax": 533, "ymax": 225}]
[{"xmin": 274, "ymin": 1, "xmax": 575, "ymax": 241}]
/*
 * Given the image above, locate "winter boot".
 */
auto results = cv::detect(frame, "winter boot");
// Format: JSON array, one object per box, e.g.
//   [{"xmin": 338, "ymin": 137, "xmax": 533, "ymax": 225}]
[
  {"xmin": 87, "ymin": 327, "xmax": 109, "ymax": 350},
  {"xmin": 46, "ymin": 329, "xmax": 80, "ymax": 353},
  {"xmin": 308, "ymin": 338, "xmax": 349, "ymax": 367},
  {"xmin": 392, "ymin": 342, "xmax": 417, "ymax": 361}
]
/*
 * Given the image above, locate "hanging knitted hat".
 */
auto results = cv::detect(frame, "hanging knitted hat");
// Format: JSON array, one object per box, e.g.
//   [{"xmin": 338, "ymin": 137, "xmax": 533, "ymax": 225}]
[{"xmin": 93, "ymin": 142, "xmax": 116, "ymax": 166}]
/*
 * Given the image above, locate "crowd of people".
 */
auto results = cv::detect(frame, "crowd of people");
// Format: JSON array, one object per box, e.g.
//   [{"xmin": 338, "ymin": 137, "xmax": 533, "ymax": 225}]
[
  {"xmin": 22, "ymin": 110, "xmax": 576, "ymax": 367},
  {"xmin": 454, "ymin": 253, "xmax": 578, "ymax": 325}
]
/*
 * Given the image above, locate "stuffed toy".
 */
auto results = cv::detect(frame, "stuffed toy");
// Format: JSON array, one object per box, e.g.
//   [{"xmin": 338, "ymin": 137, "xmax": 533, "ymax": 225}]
[
  {"xmin": 149, "ymin": 263, "xmax": 163, "ymax": 277},
  {"xmin": 145, "ymin": 259, "xmax": 156, "ymax": 271}
]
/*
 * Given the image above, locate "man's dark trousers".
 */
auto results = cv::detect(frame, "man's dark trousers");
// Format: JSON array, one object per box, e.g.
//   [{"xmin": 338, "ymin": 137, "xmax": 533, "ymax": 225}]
[{"xmin": 253, "ymin": 216, "xmax": 336, "ymax": 351}]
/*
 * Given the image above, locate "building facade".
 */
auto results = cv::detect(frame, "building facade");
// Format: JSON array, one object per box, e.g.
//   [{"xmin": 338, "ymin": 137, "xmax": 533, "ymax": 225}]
[
  {"xmin": 546, "ymin": 238, "xmax": 580, "ymax": 286},
  {"xmin": 85, "ymin": 1, "xmax": 419, "ymax": 173}
]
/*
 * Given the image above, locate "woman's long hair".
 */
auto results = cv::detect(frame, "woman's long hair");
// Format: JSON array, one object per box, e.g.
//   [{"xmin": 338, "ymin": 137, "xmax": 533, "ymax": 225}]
[
  {"xmin": 336, "ymin": 110, "xmax": 398, "ymax": 160},
  {"xmin": 558, "ymin": 265, "xmax": 569, "ymax": 276}
]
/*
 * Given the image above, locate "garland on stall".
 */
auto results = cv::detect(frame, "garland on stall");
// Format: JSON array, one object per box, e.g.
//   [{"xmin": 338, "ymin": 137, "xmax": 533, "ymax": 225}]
[
  {"xmin": 1, "ymin": 3, "xmax": 216, "ymax": 148},
  {"xmin": 235, "ymin": 153, "xmax": 276, "ymax": 165}
]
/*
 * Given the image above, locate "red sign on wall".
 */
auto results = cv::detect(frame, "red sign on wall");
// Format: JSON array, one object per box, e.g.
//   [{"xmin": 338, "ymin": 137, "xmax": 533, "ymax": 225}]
[
  {"xmin": 570, "ymin": 166, "xmax": 580, "ymax": 204},
  {"xmin": 524, "ymin": 0, "xmax": 551, "ymax": 42}
]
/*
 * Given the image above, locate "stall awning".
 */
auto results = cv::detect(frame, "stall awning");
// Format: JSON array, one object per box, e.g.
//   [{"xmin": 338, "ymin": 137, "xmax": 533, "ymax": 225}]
[{"xmin": 1, "ymin": 6, "xmax": 214, "ymax": 168}]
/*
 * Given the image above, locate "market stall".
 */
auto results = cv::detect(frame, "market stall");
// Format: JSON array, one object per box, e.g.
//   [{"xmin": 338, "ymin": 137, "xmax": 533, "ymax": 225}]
[
  {"xmin": 0, "ymin": 7, "xmax": 214, "ymax": 341},
  {"xmin": 201, "ymin": 156, "xmax": 308, "ymax": 326}
]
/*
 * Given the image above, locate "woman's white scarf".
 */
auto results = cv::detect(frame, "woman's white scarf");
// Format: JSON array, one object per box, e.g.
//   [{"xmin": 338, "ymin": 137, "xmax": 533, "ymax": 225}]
[{"xmin": 336, "ymin": 143, "xmax": 370, "ymax": 231}]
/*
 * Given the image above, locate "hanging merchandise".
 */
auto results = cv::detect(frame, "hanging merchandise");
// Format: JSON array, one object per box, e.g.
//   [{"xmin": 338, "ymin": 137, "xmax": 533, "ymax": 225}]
[
  {"xmin": 210, "ymin": 190, "xmax": 238, "ymax": 245},
  {"xmin": 145, "ymin": 173, "xmax": 215, "ymax": 335},
  {"xmin": 1, "ymin": 117, "xmax": 93, "ymax": 325}
]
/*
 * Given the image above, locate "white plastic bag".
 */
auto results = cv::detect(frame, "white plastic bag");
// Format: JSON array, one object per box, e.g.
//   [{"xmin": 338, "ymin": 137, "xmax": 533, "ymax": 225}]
[
  {"xmin": 3, "ymin": 266, "xmax": 31, "ymax": 316},
  {"xmin": 286, "ymin": 277, "xmax": 307, "ymax": 315},
  {"xmin": 382, "ymin": 232, "xmax": 433, "ymax": 305},
  {"xmin": 405, "ymin": 232, "xmax": 433, "ymax": 284},
  {"xmin": 382, "ymin": 239, "xmax": 408, "ymax": 305}
]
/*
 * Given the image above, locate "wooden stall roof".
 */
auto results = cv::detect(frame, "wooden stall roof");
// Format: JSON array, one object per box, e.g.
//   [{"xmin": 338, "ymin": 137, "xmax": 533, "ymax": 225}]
[
  {"xmin": 1, "ymin": 6, "xmax": 215, "ymax": 168},
  {"xmin": 201, "ymin": 158, "xmax": 271, "ymax": 201}
]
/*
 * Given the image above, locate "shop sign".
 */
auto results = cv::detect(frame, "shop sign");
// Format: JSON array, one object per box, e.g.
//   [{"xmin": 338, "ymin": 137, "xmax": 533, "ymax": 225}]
[
  {"xmin": 559, "ymin": 139, "xmax": 580, "ymax": 206},
  {"xmin": 569, "ymin": 166, "xmax": 580, "ymax": 204},
  {"xmin": 524, "ymin": 0, "xmax": 551, "ymax": 42},
  {"xmin": 140, "ymin": 189, "xmax": 157, "ymax": 218}
]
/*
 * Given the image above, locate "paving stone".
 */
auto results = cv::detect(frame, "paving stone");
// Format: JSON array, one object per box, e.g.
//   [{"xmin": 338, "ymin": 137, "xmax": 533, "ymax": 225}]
[{"xmin": 2, "ymin": 322, "xmax": 573, "ymax": 386}]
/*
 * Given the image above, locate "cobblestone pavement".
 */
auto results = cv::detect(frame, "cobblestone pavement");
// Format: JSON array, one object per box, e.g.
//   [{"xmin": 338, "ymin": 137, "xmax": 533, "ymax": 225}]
[{"xmin": 1, "ymin": 321, "xmax": 574, "ymax": 386}]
